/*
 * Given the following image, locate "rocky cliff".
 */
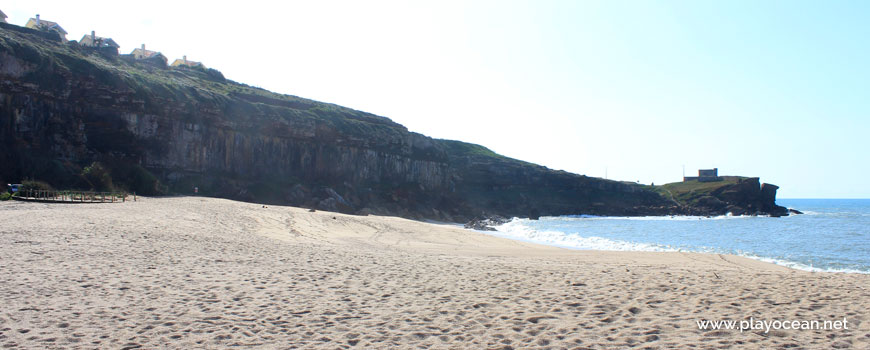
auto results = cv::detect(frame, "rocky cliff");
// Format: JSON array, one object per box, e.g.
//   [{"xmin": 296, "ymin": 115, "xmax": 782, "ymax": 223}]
[
  {"xmin": 0, "ymin": 23, "xmax": 789, "ymax": 221},
  {"xmin": 656, "ymin": 177, "xmax": 789, "ymax": 217}
]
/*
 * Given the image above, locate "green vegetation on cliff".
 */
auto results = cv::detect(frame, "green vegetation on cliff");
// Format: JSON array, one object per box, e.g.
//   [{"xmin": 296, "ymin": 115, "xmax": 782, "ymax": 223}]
[
  {"xmin": 0, "ymin": 22, "xmax": 410, "ymax": 144},
  {"xmin": 655, "ymin": 177, "xmax": 745, "ymax": 206},
  {"xmin": 440, "ymin": 140, "xmax": 504, "ymax": 159}
]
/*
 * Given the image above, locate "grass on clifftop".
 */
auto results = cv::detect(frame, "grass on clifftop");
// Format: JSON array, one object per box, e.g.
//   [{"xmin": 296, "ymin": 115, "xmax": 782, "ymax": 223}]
[
  {"xmin": 439, "ymin": 139, "xmax": 540, "ymax": 166},
  {"xmin": 440, "ymin": 140, "xmax": 503, "ymax": 158},
  {"xmin": 655, "ymin": 176, "xmax": 745, "ymax": 204},
  {"xmin": 0, "ymin": 23, "xmax": 403, "ymax": 131}
]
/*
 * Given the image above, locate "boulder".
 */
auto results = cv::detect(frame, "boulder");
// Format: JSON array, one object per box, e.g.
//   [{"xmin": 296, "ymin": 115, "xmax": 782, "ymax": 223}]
[
  {"xmin": 314, "ymin": 187, "xmax": 355, "ymax": 213},
  {"xmin": 285, "ymin": 184, "xmax": 308, "ymax": 205},
  {"xmin": 464, "ymin": 214, "xmax": 511, "ymax": 231}
]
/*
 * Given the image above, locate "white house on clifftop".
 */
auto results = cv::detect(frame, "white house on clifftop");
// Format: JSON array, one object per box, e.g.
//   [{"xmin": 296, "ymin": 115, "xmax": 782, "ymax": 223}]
[
  {"xmin": 79, "ymin": 31, "xmax": 119, "ymax": 49},
  {"xmin": 130, "ymin": 44, "xmax": 168, "ymax": 65},
  {"xmin": 171, "ymin": 55, "xmax": 205, "ymax": 68},
  {"xmin": 25, "ymin": 14, "xmax": 67, "ymax": 41}
]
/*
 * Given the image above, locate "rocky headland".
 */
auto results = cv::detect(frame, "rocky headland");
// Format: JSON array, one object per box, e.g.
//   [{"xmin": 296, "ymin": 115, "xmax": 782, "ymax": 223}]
[{"xmin": 0, "ymin": 23, "xmax": 789, "ymax": 222}]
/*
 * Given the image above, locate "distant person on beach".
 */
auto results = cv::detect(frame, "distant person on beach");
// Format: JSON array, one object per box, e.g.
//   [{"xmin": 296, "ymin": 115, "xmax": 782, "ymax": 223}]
[{"xmin": 7, "ymin": 184, "xmax": 20, "ymax": 193}]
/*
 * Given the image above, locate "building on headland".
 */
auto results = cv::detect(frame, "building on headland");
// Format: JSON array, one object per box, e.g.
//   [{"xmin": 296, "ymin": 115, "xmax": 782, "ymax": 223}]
[
  {"xmin": 171, "ymin": 55, "xmax": 205, "ymax": 69},
  {"xmin": 683, "ymin": 168, "xmax": 723, "ymax": 182},
  {"xmin": 131, "ymin": 44, "xmax": 163, "ymax": 60},
  {"xmin": 0, "ymin": 9, "xmax": 8, "ymax": 24},
  {"xmin": 25, "ymin": 14, "xmax": 67, "ymax": 41},
  {"xmin": 128, "ymin": 44, "xmax": 168, "ymax": 66},
  {"xmin": 79, "ymin": 31, "xmax": 120, "ymax": 49}
]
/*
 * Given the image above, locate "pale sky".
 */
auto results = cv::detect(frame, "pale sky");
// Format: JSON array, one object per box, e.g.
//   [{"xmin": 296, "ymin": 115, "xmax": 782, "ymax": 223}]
[{"xmin": 5, "ymin": 1, "xmax": 869, "ymax": 198}]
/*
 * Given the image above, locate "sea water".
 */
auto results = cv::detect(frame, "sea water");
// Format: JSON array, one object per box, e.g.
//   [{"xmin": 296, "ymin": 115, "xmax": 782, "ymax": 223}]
[{"xmin": 488, "ymin": 199, "xmax": 870, "ymax": 274}]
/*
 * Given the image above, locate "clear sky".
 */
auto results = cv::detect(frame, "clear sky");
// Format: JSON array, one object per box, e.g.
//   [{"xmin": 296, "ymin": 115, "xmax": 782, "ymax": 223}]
[{"xmin": 5, "ymin": 1, "xmax": 869, "ymax": 198}]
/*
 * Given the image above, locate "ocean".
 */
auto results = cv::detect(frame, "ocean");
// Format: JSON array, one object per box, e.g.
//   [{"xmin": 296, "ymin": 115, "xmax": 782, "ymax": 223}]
[{"xmin": 488, "ymin": 199, "xmax": 870, "ymax": 274}]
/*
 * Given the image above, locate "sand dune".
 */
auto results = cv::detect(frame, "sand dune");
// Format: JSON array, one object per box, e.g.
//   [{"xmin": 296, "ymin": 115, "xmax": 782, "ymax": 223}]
[{"xmin": 0, "ymin": 197, "xmax": 867, "ymax": 349}]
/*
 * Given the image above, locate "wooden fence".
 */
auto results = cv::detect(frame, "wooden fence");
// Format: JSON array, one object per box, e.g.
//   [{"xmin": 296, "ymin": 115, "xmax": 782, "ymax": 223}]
[{"xmin": 14, "ymin": 189, "xmax": 128, "ymax": 203}]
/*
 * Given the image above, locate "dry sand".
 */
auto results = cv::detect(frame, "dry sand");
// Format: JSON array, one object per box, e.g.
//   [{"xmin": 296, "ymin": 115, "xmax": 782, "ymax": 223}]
[{"xmin": 0, "ymin": 196, "xmax": 867, "ymax": 349}]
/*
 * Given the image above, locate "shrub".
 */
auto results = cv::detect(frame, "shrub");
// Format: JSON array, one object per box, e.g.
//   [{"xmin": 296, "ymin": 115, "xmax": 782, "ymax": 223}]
[
  {"xmin": 122, "ymin": 164, "xmax": 163, "ymax": 195},
  {"xmin": 205, "ymin": 68, "xmax": 226, "ymax": 83},
  {"xmin": 82, "ymin": 162, "xmax": 114, "ymax": 191},
  {"xmin": 0, "ymin": 192, "xmax": 11, "ymax": 201},
  {"xmin": 21, "ymin": 180, "xmax": 55, "ymax": 192}
]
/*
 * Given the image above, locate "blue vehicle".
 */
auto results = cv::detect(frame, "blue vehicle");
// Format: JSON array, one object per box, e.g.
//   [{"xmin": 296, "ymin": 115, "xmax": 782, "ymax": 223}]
[{"xmin": 7, "ymin": 184, "xmax": 21, "ymax": 193}]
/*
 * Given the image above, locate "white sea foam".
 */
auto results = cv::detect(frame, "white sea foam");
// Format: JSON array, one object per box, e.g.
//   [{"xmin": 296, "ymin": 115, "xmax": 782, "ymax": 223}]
[
  {"xmin": 737, "ymin": 254, "xmax": 869, "ymax": 274},
  {"xmin": 789, "ymin": 208, "xmax": 820, "ymax": 216},
  {"xmin": 552, "ymin": 214, "xmax": 755, "ymax": 222},
  {"xmin": 490, "ymin": 219, "xmax": 676, "ymax": 252},
  {"xmin": 485, "ymin": 218, "xmax": 870, "ymax": 274}
]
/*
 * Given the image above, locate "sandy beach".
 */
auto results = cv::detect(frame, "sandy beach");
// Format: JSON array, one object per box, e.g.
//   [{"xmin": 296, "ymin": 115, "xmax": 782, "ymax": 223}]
[{"xmin": 0, "ymin": 197, "xmax": 867, "ymax": 349}]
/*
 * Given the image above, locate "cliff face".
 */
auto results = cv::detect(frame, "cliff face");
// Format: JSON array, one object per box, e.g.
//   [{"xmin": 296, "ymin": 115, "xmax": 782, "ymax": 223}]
[
  {"xmin": 441, "ymin": 141, "xmax": 678, "ymax": 218},
  {"xmin": 0, "ymin": 24, "xmax": 456, "ymax": 217},
  {"xmin": 0, "ymin": 24, "xmax": 787, "ymax": 221}
]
